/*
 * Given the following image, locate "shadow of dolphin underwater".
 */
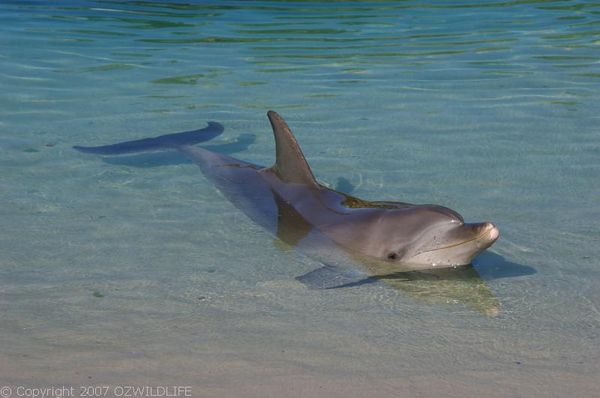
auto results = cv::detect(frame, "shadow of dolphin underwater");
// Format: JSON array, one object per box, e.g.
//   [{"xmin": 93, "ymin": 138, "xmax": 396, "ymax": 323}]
[
  {"xmin": 75, "ymin": 111, "xmax": 532, "ymax": 315},
  {"xmin": 101, "ymin": 133, "xmax": 256, "ymax": 168},
  {"xmin": 297, "ymin": 251, "xmax": 535, "ymax": 316}
]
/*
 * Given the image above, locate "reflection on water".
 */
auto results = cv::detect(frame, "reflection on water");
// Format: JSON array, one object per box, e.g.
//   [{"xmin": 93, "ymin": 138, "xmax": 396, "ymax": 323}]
[
  {"xmin": 2, "ymin": 0, "xmax": 598, "ymax": 128},
  {"xmin": 8, "ymin": 1, "xmax": 600, "ymax": 83}
]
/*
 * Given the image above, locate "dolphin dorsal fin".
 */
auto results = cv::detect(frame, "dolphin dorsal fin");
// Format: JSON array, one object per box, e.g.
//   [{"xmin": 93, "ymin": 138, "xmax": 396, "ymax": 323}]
[{"xmin": 267, "ymin": 110, "xmax": 318, "ymax": 186}]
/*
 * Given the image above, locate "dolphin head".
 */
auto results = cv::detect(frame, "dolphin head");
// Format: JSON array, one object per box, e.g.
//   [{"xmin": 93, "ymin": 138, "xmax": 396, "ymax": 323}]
[{"xmin": 366, "ymin": 205, "xmax": 499, "ymax": 268}]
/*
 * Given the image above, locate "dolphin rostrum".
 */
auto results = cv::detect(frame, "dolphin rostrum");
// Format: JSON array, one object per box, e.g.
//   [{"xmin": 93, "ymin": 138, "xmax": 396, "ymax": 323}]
[{"xmin": 74, "ymin": 111, "xmax": 500, "ymax": 292}]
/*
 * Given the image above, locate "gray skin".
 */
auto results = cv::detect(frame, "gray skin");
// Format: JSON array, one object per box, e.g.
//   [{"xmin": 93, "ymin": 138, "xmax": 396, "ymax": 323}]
[
  {"xmin": 177, "ymin": 111, "xmax": 499, "ymax": 272},
  {"xmin": 75, "ymin": 110, "xmax": 503, "ymax": 312}
]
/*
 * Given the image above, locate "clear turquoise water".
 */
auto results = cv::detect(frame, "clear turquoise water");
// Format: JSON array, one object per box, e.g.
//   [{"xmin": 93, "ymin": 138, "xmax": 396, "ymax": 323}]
[{"xmin": 1, "ymin": 1, "xmax": 599, "ymax": 396}]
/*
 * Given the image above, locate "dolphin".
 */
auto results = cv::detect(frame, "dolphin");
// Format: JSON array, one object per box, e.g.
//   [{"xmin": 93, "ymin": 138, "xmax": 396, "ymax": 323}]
[{"xmin": 74, "ymin": 111, "xmax": 500, "ymax": 307}]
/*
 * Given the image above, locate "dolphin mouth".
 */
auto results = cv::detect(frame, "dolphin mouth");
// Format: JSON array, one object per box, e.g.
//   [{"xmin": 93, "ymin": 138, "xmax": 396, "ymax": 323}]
[{"xmin": 417, "ymin": 222, "xmax": 499, "ymax": 255}]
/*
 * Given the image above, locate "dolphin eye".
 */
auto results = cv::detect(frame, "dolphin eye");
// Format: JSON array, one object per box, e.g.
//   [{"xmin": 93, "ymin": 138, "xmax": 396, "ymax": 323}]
[{"xmin": 387, "ymin": 253, "xmax": 397, "ymax": 260}]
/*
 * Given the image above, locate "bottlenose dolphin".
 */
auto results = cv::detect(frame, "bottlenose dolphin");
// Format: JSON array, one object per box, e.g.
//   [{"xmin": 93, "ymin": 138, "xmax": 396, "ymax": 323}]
[{"xmin": 74, "ymin": 111, "xmax": 500, "ymax": 305}]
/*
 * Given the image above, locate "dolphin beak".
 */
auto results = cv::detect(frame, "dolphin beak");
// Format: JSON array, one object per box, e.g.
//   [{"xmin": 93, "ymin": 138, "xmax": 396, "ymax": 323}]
[
  {"xmin": 404, "ymin": 221, "xmax": 500, "ymax": 268},
  {"xmin": 479, "ymin": 222, "xmax": 500, "ymax": 242},
  {"xmin": 488, "ymin": 223, "xmax": 500, "ymax": 241},
  {"xmin": 463, "ymin": 222, "xmax": 499, "ymax": 243}
]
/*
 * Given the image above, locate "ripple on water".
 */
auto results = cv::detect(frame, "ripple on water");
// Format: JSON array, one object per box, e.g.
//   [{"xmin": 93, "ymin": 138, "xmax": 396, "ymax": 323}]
[{"xmin": 1, "ymin": 0, "xmax": 600, "ymax": 391}]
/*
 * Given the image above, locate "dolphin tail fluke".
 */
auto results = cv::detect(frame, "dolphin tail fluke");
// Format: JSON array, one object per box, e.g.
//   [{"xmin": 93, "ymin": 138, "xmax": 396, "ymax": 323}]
[{"xmin": 73, "ymin": 121, "xmax": 224, "ymax": 155}]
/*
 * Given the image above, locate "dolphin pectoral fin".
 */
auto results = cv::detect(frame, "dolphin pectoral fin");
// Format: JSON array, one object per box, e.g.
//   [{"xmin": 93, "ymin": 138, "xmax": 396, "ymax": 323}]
[
  {"xmin": 73, "ymin": 122, "xmax": 224, "ymax": 155},
  {"xmin": 266, "ymin": 110, "xmax": 318, "ymax": 186},
  {"xmin": 296, "ymin": 265, "xmax": 376, "ymax": 290}
]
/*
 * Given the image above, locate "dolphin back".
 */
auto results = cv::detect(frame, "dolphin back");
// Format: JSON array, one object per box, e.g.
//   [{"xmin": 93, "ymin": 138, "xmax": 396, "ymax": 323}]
[{"xmin": 73, "ymin": 121, "xmax": 224, "ymax": 155}]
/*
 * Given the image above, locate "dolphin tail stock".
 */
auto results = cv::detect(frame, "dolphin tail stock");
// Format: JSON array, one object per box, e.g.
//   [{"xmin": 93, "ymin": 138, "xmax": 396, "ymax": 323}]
[{"xmin": 73, "ymin": 121, "xmax": 224, "ymax": 155}]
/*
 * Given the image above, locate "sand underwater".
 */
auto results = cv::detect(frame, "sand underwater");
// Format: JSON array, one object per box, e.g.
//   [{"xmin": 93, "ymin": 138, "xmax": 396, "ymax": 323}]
[{"xmin": 1, "ymin": 1, "xmax": 599, "ymax": 397}]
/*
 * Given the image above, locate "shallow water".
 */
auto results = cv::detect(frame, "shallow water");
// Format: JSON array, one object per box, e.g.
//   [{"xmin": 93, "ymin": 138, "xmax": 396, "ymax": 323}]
[{"xmin": 1, "ymin": 1, "xmax": 599, "ymax": 396}]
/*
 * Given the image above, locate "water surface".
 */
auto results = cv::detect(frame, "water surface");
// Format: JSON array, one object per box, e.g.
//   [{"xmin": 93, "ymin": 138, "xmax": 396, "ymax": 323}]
[{"xmin": 1, "ymin": 1, "xmax": 599, "ymax": 396}]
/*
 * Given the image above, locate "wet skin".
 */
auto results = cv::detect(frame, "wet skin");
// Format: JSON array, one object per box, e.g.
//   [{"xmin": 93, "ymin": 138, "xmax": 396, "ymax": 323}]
[
  {"xmin": 75, "ymin": 111, "xmax": 503, "ymax": 314},
  {"xmin": 177, "ymin": 111, "xmax": 499, "ymax": 271}
]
